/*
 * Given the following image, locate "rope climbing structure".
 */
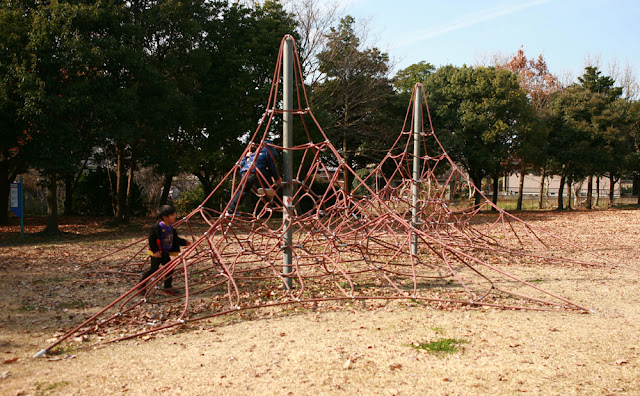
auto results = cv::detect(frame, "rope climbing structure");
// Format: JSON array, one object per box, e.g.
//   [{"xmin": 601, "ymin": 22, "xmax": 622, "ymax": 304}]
[{"xmin": 35, "ymin": 35, "xmax": 609, "ymax": 356}]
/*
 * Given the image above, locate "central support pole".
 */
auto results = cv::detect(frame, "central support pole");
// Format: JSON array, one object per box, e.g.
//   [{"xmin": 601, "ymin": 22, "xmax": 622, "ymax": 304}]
[
  {"xmin": 282, "ymin": 36, "xmax": 294, "ymax": 289},
  {"xmin": 411, "ymin": 85, "xmax": 423, "ymax": 256}
]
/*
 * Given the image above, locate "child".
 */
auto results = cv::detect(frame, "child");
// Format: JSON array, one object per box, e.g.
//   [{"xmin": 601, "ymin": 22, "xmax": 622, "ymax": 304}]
[
  {"xmin": 139, "ymin": 205, "xmax": 190, "ymax": 295},
  {"xmin": 227, "ymin": 142, "xmax": 281, "ymax": 216}
]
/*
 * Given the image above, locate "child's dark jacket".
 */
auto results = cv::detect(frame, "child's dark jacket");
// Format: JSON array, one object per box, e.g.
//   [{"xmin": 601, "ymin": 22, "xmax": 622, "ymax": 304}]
[{"xmin": 148, "ymin": 223, "xmax": 187, "ymax": 257}]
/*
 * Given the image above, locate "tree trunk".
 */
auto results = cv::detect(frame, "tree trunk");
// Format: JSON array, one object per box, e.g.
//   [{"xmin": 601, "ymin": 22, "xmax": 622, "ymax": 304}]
[
  {"xmin": 538, "ymin": 165, "xmax": 546, "ymax": 210},
  {"xmin": 566, "ymin": 177, "xmax": 572, "ymax": 210},
  {"xmin": 342, "ymin": 132, "xmax": 351, "ymax": 195},
  {"xmin": 45, "ymin": 172, "xmax": 59, "ymax": 234},
  {"xmin": 491, "ymin": 174, "xmax": 499, "ymax": 211},
  {"xmin": 195, "ymin": 174, "xmax": 213, "ymax": 202},
  {"xmin": 115, "ymin": 142, "xmax": 126, "ymax": 223},
  {"xmin": 470, "ymin": 173, "xmax": 484, "ymax": 207},
  {"xmin": 586, "ymin": 175, "xmax": 593, "ymax": 209},
  {"xmin": 124, "ymin": 152, "xmax": 135, "ymax": 223},
  {"xmin": 0, "ymin": 163, "xmax": 9, "ymax": 225},
  {"xmin": 159, "ymin": 173, "xmax": 173, "ymax": 206},
  {"xmin": 516, "ymin": 164, "xmax": 525, "ymax": 210},
  {"xmin": 557, "ymin": 171, "xmax": 565, "ymax": 210},
  {"xmin": 596, "ymin": 177, "xmax": 600, "ymax": 207},
  {"xmin": 609, "ymin": 174, "xmax": 615, "ymax": 207}
]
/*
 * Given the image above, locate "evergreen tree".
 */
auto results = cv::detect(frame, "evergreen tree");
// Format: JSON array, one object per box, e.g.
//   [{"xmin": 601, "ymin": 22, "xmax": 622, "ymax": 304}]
[
  {"xmin": 0, "ymin": 1, "xmax": 32, "ymax": 224},
  {"xmin": 425, "ymin": 65, "xmax": 533, "ymax": 206},
  {"xmin": 313, "ymin": 16, "xmax": 394, "ymax": 190}
]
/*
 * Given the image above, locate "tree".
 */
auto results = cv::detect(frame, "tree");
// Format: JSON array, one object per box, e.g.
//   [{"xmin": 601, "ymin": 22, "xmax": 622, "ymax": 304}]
[
  {"xmin": 283, "ymin": 0, "xmax": 345, "ymax": 86},
  {"xmin": 624, "ymin": 101, "xmax": 640, "ymax": 204},
  {"xmin": 576, "ymin": 66, "xmax": 625, "ymax": 207},
  {"xmin": 496, "ymin": 48, "xmax": 560, "ymax": 210},
  {"xmin": 16, "ymin": 1, "xmax": 106, "ymax": 232},
  {"xmin": 392, "ymin": 61, "xmax": 435, "ymax": 94},
  {"xmin": 182, "ymin": 1, "xmax": 298, "ymax": 197},
  {"xmin": 425, "ymin": 65, "xmax": 533, "ymax": 207},
  {"xmin": 313, "ymin": 16, "xmax": 394, "ymax": 191},
  {"xmin": 548, "ymin": 85, "xmax": 613, "ymax": 210},
  {"xmin": 0, "ymin": 1, "xmax": 31, "ymax": 225},
  {"xmin": 579, "ymin": 66, "xmax": 623, "ymax": 101},
  {"xmin": 79, "ymin": 0, "xmax": 216, "ymax": 222}
]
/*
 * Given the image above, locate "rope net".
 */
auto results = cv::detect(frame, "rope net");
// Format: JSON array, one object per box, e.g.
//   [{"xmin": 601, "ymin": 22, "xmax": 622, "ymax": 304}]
[{"xmin": 38, "ymin": 36, "xmax": 608, "ymax": 355}]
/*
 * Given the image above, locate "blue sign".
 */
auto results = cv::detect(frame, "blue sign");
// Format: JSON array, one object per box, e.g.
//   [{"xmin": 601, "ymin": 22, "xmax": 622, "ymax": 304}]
[{"xmin": 10, "ymin": 182, "xmax": 22, "ymax": 217}]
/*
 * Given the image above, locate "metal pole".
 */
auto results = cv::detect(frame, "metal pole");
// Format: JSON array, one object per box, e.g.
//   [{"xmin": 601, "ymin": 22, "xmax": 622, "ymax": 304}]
[
  {"xmin": 411, "ymin": 85, "xmax": 422, "ymax": 255},
  {"xmin": 20, "ymin": 177, "xmax": 24, "ymax": 240},
  {"xmin": 282, "ymin": 36, "xmax": 294, "ymax": 289}
]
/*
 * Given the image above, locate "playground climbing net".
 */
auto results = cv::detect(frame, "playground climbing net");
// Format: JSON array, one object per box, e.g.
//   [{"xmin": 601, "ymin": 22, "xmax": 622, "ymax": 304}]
[{"xmin": 36, "ymin": 36, "xmax": 611, "ymax": 357}]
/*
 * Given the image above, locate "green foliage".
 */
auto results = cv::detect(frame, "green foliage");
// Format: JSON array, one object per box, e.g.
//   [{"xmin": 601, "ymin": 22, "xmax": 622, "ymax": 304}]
[
  {"xmin": 313, "ymin": 15, "xmax": 395, "ymax": 176},
  {"xmin": 578, "ymin": 66, "xmax": 623, "ymax": 102},
  {"xmin": 0, "ymin": 1, "xmax": 31, "ymax": 224},
  {"xmin": 549, "ymin": 86, "xmax": 620, "ymax": 179},
  {"xmin": 3, "ymin": 1, "xmax": 639, "ymax": 221},
  {"xmin": 425, "ymin": 65, "xmax": 534, "ymax": 204},
  {"xmin": 352, "ymin": 167, "xmax": 374, "ymax": 196},
  {"xmin": 175, "ymin": 183, "xmax": 205, "ymax": 215},
  {"xmin": 183, "ymin": 1, "xmax": 299, "ymax": 194},
  {"xmin": 393, "ymin": 61, "xmax": 435, "ymax": 94}
]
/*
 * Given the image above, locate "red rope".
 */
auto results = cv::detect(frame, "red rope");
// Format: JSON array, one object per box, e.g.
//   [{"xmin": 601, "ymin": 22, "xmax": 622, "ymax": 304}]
[{"xmin": 38, "ymin": 37, "xmax": 609, "ymax": 357}]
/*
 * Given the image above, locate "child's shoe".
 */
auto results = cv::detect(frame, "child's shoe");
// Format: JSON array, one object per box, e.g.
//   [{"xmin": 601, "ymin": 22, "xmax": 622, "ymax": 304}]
[{"xmin": 162, "ymin": 288, "xmax": 181, "ymax": 296}]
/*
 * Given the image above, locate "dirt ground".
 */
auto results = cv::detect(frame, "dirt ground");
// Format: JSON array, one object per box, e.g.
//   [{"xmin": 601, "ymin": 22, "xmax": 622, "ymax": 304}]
[{"xmin": 1, "ymin": 210, "xmax": 639, "ymax": 395}]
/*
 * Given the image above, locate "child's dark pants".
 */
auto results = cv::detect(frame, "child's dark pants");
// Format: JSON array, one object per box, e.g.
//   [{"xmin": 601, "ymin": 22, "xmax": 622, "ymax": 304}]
[{"xmin": 140, "ymin": 252, "xmax": 173, "ymax": 289}]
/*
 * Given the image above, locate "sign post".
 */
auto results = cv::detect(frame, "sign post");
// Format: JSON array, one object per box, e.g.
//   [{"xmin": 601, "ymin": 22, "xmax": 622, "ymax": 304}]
[{"xmin": 10, "ymin": 177, "xmax": 24, "ymax": 240}]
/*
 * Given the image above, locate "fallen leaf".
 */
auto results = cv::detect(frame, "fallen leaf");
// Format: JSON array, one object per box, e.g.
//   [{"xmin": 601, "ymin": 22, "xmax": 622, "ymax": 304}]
[
  {"xmin": 0, "ymin": 371, "xmax": 9, "ymax": 379},
  {"xmin": 343, "ymin": 358, "xmax": 351, "ymax": 369},
  {"xmin": 615, "ymin": 359, "xmax": 628, "ymax": 365},
  {"xmin": 3, "ymin": 358, "xmax": 18, "ymax": 364}
]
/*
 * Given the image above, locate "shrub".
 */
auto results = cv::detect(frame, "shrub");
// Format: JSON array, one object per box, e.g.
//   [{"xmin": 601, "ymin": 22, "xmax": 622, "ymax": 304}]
[{"xmin": 175, "ymin": 183, "xmax": 205, "ymax": 214}]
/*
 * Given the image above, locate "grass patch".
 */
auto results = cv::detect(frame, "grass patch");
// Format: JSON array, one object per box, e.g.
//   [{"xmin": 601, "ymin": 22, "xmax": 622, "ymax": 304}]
[
  {"xmin": 528, "ymin": 279, "xmax": 544, "ymax": 283},
  {"xmin": 19, "ymin": 305, "xmax": 36, "ymax": 311},
  {"xmin": 49, "ymin": 343, "xmax": 78, "ymax": 355},
  {"xmin": 35, "ymin": 380, "xmax": 70, "ymax": 395},
  {"xmin": 35, "ymin": 277, "xmax": 67, "ymax": 284},
  {"xmin": 409, "ymin": 299, "xmax": 427, "ymax": 306},
  {"xmin": 430, "ymin": 326, "xmax": 445, "ymax": 334},
  {"xmin": 410, "ymin": 338, "xmax": 468, "ymax": 355}
]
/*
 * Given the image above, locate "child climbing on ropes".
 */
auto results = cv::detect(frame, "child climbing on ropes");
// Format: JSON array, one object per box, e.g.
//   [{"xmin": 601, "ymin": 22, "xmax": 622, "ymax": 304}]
[
  {"xmin": 139, "ymin": 205, "xmax": 190, "ymax": 295},
  {"xmin": 226, "ymin": 141, "xmax": 281, "ymax": 216}
]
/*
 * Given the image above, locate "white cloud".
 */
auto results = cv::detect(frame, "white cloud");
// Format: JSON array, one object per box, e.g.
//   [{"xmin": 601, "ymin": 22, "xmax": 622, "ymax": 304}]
[{"xmin": 396, "ymin": 0, "xmax": 551, "ymax": 48}]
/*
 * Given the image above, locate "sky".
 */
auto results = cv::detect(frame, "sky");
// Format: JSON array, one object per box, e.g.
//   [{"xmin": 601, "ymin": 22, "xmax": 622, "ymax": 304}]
[{"xmin": 343, "ymin": 0, "xmax": 640, "ymax": 83}]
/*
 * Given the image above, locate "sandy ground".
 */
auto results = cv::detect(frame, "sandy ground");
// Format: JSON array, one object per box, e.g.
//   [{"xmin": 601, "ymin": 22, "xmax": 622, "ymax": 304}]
[{"xmin": 1, "ymin": 210, "xmax": 639, "ymax": 395}]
